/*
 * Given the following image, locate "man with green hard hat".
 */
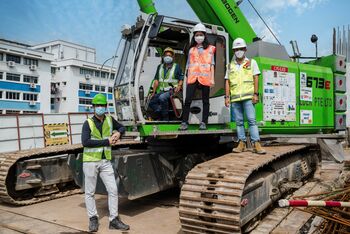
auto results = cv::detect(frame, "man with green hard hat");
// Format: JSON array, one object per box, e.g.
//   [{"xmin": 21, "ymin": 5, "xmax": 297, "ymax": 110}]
[{"xmin": 81, "ymin": 93, "xmax": 129, "ymax": 232}]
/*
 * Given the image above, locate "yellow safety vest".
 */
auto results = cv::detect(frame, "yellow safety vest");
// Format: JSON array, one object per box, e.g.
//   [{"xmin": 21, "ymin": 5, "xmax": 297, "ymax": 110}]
[
  {"xmin": 157, "ymin": 63, "xmax": 178, "ymax": 93},
  {"xmin": 83, "ymin": 115, "xmax": 113, "ymax": 162},
  {"xmin": 228, "ymin": 59, "xmax": 254, "ymax": 102}
]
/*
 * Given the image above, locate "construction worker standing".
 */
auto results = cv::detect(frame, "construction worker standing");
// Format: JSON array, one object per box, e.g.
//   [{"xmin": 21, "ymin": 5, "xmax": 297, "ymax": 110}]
[
  {"xmin": 149, "ymin": 47, "xmax": 183, "ymax": 121},
  {"xmin": 81, "ymin": 93, "xmax": 129, "ymax": 232},
  {"xmin": 225, "ymin": 38, "xmax": 266, "ymax": 154},
  {"xmin": 179, "ymin": 23, "xmax": 216, "ymax": 131}
]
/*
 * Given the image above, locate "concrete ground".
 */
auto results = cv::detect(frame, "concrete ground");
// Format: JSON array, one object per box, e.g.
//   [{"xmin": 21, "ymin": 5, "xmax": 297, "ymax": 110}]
[
  {"xmin": 1, "ymin": 148, "xmax": 348, "ymax": 234},
  {"xmin": 0, "ymin": 189, "xmax": 182, "ymax": 234}
]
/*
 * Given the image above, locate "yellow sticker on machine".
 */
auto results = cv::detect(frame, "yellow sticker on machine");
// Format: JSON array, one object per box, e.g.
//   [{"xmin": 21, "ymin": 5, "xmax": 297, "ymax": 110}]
[{"xmin": 44, "ymin": 123, "xmax": 69, "ymax": 146}]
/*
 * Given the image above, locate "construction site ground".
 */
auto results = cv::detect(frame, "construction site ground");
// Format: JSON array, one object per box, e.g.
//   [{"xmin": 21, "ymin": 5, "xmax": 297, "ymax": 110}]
[{"xmin": 0, "ymin": 149, "xmax": 349, "ymax": 234}]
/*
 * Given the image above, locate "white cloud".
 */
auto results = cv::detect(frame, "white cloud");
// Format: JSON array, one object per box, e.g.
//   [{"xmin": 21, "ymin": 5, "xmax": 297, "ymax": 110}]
[
  {"xmin": 249, "ymin": 16, "xmax": 281, "ymax": 43},
  {"xmin": 258, "ymin": 0, "xmax": 326, "ymax": 14}
]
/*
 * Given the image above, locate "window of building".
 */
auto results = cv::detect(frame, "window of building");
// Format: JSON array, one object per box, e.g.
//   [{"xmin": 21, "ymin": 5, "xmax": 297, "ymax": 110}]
[
  {"xmin": 79, "ymin": 82, "xmax": 93, "ymax": 90},
  {"xmin": 24, "ymin": 58, "xmax": 39, "ymax": 66},
  {"xmin": 51, "ymin": 98, "xmax": 55, "ymax": 104},
  {"xmin": 108, "ymin": 87, "xmax": 113, "ymax": 93},
  {"xmin": 51, "ymin": 67, "xmax": 56, "ymax": 74},
  {"xmin": 0, "ymin": 91, "xmax": 2, "ymax": 99},
  {"xmin": 111, "ymin": 73, "xmax": 115, "ymax": 80},
  {"xmin": 0, "ymin": 53, "xmax": 3, "ymax": 61},
  {"xmin": 6, "ymin": 54, "xmax": 21, "ymax": 64},
  {"xmin": 79, "ymin": 98, "xmax": 92, "ymax": 105},
  {"xmin": 6, "ymin": 92, "xmax": 20, "ymax": 100},
  {"xmin": 6, "ymin": 73, "xmax": 20, "ymax": 82},
  {"xmin": 62, "ymin": 81, "xmax": 67, "ymax": 86},
  {"xmin": 23, "ymin": 93, "xmax": 38, "ymax": 101},
  {"xmin": 80, "ymin": 68, "xmax": 94, "ymax": 76},
  {"xmin": 23, "ymin": 111, "xmax": 38, "ymax": 114},
  {"xmin": 23, "ymin": 75, "xmax": 38, "ymax": 83},
  {"xmin": 108, "ymin": 103, "xmax": 114, "ymax": 107},
  {"xmin": 0, "ymin": 72, "xmax": 3, "ymax": 79},
  {"xmin": 6, "ymin": 110, "xmax": 20, "ymax": 114},
  {"xmin": 95, "ymin": 85, "xmax": 105, "ymax": 92},
  {"xmin": 101, "ymin": 72, "xmax": 107, "ymax": 78},
  {"xmin": 95, "ymin": 71, "xmax": 100, "ymax": 77}
]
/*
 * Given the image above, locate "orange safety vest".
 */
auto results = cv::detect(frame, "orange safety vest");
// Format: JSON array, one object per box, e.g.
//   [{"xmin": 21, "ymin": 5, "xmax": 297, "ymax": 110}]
[{"xmin": 187, "ymin": 45, "xmax": 216, "ymax": 87}]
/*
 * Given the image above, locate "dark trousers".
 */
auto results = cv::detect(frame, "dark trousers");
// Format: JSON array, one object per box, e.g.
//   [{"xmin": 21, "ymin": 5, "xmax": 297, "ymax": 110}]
[{"xmin": 182, "ymin": 81, "xmax": 210, "ymax": 124}]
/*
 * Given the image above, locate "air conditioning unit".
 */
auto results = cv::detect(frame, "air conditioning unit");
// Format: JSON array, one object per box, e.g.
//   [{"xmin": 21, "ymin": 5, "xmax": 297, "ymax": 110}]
[
  {"xmin": 29, "ymin": 101, "xmax": 36, "ymax": 106},
  {"xmin": 7, "ymin": 61, "xmax": 15, "ymax": 67},
  {"xmin": 29, "ymin": 65, "xmax": 37, "ymax": 71},
  {"xmin": 85, "ymin": 74, "xmax": 91, "ymax": 80},
  {"xmin": 29, "ymin": 83, "xmax": 36, "ymax": 89},
  {"xmin": 85, "ymin": 90, "xmax": 91, "ymax": 95}
]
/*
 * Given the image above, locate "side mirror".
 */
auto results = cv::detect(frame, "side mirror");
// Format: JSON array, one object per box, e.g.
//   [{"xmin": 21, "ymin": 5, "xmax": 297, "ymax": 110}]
[{"xmin": 148, "ymin": 15, "xmax": 164, "ymax": 39}]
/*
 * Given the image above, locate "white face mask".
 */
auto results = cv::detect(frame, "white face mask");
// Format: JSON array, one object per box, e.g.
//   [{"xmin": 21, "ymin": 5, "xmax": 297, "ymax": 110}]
[
  {"xmin": 195, "ymin": 35, "xmax": 205, "ymax": 44},
  {"xmin": 163, "ymin": 56, "xmax": 173, "ymax": 64},
  {"xmin": 235, "ymin": 50, "xmax": 245, "ymax": 59}
]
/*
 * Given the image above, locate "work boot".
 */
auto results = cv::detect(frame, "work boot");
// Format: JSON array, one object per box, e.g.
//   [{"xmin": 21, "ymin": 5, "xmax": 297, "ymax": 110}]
[
  {"xmin": 253, "ymin": 141, "xmax": 266, "ymax": 154},
  {"xmin": 199, "ymin": 122, "xmax": 207, "ymax": 130},
  {"xmin": 88, "ymin": 216, "xmax": 99, "ymax": 232},
  {"xmin": 178, "ymin": 122, "xmax": 188, "ymax": 131},
  {"xmin": 232, "ymin": 141, "xmax": 246, "ymax": 153},
  {"xmin": 109, "ymin": 216, "xmax": 130, "ymax": 231}
]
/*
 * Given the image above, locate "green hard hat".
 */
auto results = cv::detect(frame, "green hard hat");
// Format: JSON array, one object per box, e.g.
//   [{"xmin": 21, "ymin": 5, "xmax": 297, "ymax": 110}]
[{"xmin": 92, "ymin": 93, "xmax": 107, "ymax": 105}]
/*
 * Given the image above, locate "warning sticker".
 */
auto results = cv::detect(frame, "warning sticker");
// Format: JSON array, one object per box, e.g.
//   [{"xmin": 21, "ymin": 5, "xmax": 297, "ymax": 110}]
[
  {"xmin": 44, "ymin": 123, "xmax": 69, "ymax": 146},
  {"xmin": 263, "ymin": 69, "xmax": 296, "ymax": 121},
  {"xmin": 300, "ymin": 110, "xmax": 313, "ymax": 124},
  {"xmin": 300, "ymin": 72, "xmax": 312, "ymax": 102}
]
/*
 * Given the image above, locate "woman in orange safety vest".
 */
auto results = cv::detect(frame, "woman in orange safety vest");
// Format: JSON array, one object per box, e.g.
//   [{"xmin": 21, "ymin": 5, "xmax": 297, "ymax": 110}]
[{"xmin": 179, "ymin": 23, "xmax": 216, "ymax": 131}]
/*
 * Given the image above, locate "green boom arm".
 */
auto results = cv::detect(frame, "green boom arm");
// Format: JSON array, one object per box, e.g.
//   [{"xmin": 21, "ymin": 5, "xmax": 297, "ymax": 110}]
[
  {"xmin": 137, "ymin": 0, "xmax": 157, "ymax": 14},
  {"xmin": 137, "ymin": 0, "xmax": 257, "ymax": 44},
  {"xmin": 187, "ymin": 0, "xmax": 257, "ymax": 44}
]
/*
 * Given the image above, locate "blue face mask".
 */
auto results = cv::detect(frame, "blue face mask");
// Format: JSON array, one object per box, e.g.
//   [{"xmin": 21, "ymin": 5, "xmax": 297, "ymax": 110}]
[
  {"xmin": 95, "ymin": 106, "xmax": 106, "ymax": 116},
  {"xmin": 163, "ymin": 56, "xmax": 173, "ymax": 64}
]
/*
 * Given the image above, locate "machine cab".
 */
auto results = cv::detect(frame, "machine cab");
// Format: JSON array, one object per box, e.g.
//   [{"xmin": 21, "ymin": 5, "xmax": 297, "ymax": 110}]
[{"xmin": 113, "ymin": 14, "xmax": 230, "ymax": 135}]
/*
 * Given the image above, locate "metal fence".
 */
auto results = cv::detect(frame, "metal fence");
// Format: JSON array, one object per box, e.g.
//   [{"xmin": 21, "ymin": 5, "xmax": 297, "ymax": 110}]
[{"xmin": 0, "ymin": 113, "xmax": 93, "ymax": 153}]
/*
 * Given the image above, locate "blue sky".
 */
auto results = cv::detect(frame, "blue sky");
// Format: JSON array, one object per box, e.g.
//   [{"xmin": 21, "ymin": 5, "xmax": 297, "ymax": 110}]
[{"xmin": 0, "ymin": 0, "xmax": 348, "ymax": 64}]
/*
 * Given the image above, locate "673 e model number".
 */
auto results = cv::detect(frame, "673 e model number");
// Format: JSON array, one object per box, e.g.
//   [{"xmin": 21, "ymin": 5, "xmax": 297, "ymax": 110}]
[{"xmin": 306, "ymin": 77, "xmax": 331, "ymax": 90}]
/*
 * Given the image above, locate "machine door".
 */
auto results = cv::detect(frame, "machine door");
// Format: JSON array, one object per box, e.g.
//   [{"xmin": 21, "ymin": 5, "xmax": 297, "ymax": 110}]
[{"xmin": 114, "ymin": 14, "xmax": 154, "ymax": 122}]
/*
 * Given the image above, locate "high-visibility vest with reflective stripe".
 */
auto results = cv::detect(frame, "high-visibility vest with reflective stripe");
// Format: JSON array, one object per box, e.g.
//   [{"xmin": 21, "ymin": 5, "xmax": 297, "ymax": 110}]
[
  {"xmin": 228, "ymin": 59, "xmax": 254, "ymax": 102},
  {"xmin": 187, "ymin": 45, "xmax": 215, "ymax": 87},
  {"xmin": 157, "ymin": 63, "xmax": 178, "ymax": 93},
  {"xmin": 83, "ymin": 115, "xmax": 113, "ymax": 162}
]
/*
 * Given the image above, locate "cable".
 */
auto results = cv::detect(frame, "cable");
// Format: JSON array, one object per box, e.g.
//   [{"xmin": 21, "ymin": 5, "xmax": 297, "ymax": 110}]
[{"xmin": 246, "ymin": 0, "xmax": 282, "ymax": 45}]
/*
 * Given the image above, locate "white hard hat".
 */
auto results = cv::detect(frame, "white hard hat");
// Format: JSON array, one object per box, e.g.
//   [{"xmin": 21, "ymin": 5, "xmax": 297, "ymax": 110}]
[
  {"xmin": 193, "ymin": 23, "xmax": 207, "ymax": 33},
  {"xmin": 232, "ymin": 38, "xmax": 247, "ymax": 49}
]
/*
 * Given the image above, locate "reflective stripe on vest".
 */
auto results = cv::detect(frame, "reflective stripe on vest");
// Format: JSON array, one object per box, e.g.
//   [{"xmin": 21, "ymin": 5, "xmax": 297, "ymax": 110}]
[
  {"xmin": 158, "ymin": 63, "xmax": 178, "ymax": 92},
  {"xmin": 187, "ymin": 45, "xmax": 215, "ymax": 87},
  {"xmin": 83, "ymin": 115, "xmax": 113, "ymax": 162},
  {"xmin": 228, "ymin": 59, "xmax": 254, "ymax": 102}
]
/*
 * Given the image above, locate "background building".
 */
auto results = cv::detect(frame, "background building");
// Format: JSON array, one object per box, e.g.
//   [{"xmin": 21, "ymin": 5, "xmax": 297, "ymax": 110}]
[
  {"xmin": 0, "ymin": 39, "xmax": 53, "ymax": 114},
  {"xmin": 33, "ymin": 40, "xmax": 115, "ymax": 114},
  {"xmin": 0, "ymin": 39, "xmax": 116, "ymax": 114}
]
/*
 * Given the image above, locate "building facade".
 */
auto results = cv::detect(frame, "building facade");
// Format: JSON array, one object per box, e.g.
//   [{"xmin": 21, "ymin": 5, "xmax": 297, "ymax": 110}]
[
  {"xmin": 0, "ymin": 39, "xmax": 117, "ymax": 114},
  {"xmin": 0, "ymin": 39, "xmax": 53, "ymax": 114},
  {"xmin": 50, "ymin": 58, "xmax": 115, "ymax": 113},
  {"xmin": 33, "ymin": 40, "xmax": 115, "ymax": 114}
]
